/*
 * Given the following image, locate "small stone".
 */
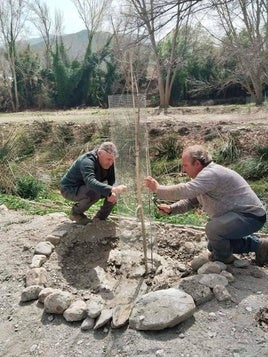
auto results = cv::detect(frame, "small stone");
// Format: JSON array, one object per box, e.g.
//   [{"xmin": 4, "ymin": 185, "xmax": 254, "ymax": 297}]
[
  {"xmin": 81, "ymin": 317, "xmax": 95, "ymax": 331},
  {"xmin": 46, "ymin": 235, "xmax": 61, "ymax": 245},
  {"xmin": 47, "ymin": 315, "xmax": 54, "ymax": 322},
  {"xmin": 233, "ymin": 259, "xmax": 250, "ymax": 268},
  {"xmin": 208, "ymin": 312, "xmax": 217, "ymax": 320}
]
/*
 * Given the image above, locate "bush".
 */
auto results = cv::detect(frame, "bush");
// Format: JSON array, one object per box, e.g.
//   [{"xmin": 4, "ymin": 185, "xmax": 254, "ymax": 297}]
[
  {"xmin": 154, "ymin": 134, "xmax": 183, "ymax": 161},
  {"xmin": 14, "ymin": 176, "xmax": 47, "ymax": 200},
  {"xmin": 214, "ymin": 133, "xmax": 240, "ymax": 164},
  {"xmin": 233, "ymin": 157, "xmax": 268, "ymax": 180},
  {"xmin": 257, "ymin": 145, "xmax": 268, "ymax": 161}
]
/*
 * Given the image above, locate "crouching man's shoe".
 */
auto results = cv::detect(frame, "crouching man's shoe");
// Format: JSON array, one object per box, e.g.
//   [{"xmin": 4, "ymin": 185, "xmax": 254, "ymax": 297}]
[
  {"xmin": 255, "ymin": 239, "xmax": 268, "ymax": 266},
  {"xmin": 69, "ymin": 209, "xmax": 91, "ymax": 225},
  {"xmin": 208, "ymin": 252, "xmax": 237, "ymax": 264}
]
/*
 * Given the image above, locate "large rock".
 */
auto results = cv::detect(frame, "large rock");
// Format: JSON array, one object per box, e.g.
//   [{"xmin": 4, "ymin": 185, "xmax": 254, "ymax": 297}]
[
  {"xmin": 178, "ymin": 275, "xmax": 213, "ymax": 306},
  {"xmin": 199, "ymin": 273, "xmax": 228, "ymax": 288},
  {"xmin": 34, "ymin": 241, "xmax": 54, "ymax": 256},
  {"xmin": 112, "ymin": 303, "xmax": 133, "ymax": 328},
  {"xmin": 20, "ymin": 285, "xmax": 43, "ymax": 302},
  {"xmin": 25, "ymin": 267, "xmax": 48, "ymax": 287},
  {"xmin": 129, "ymin": 288, "xmax": 196, "ymax": 330},
  {"xmin": 44, "ymin": 291, "xmax": 73, "ymax": 314},
  {"xmin": 63, "ymin": 300, "xmax": 87, "ymax": 322}
]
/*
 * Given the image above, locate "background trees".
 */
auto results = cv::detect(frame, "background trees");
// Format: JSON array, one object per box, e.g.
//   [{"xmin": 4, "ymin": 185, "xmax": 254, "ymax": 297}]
[
  {"xmin": 0, "ymin": 0, "xmax": 267, "ymax": 112},
  {"xmin": 209, "ymin": 0, "xmax": 268, "ymax": 105},
  {"xmin": 124, "ymin": 0, "xmax": 204, "ymax": 111},
  {"xmin": 0, "ymin": 0, "xmax": 28, "ymax": 111}
]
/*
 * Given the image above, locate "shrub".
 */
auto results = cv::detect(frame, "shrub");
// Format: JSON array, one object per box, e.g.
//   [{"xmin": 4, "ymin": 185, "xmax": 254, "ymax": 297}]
[
  {"xmin": 32, "ymin": 120, "xmax": 53, "ymax": 144},
  {"xmin": 214, "ymin": 133, "xmax": 240, "ymax": 164},
  {"xmin": 153, "ymin": 134, "xmax": 183, "ymax": 161},
  {"xmin": 233, "ymin": 157, "xmax": 268, "ymax": 180},
  {"xmin": 55, "ymin": 124, "xmax": 74, "ymax": 144},
  {"xmin": 14, "ymin": 176, "xmax": 47, "ymax": 200},
  {"xmin": 257, "ymin": 145, "xmax": 268, "ymax": 161}
]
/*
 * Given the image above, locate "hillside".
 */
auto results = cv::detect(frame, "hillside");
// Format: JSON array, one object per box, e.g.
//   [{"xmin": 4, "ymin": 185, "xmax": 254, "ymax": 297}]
[{"xmin": 25, "ymin": 30, "xmax": 112, "ymax": 60}]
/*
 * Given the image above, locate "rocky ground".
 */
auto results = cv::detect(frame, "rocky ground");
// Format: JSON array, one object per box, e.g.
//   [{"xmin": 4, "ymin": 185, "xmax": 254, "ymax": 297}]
[
  {"xmin": 0, "ymin": 107, "xmax": 268, "ymax": 357},
  {"xmin": 1, "ymin": 202, "xmax": 268, "ymax": 357}
]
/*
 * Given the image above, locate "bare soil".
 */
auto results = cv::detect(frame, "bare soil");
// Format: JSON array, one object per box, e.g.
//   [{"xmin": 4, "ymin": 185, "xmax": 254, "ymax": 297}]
[{"xmin": 0, "ymin": 107, "xmax": 268, "ymax": 357}]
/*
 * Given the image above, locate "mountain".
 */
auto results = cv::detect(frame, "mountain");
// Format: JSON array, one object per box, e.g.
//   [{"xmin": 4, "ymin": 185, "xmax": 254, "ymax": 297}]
[{"xmin": 26, "ymin": 30, "xmax": 112, "ymax": 60}]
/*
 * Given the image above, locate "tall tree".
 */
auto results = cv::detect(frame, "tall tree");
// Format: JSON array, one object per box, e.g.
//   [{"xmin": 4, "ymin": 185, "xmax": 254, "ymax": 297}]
[
  {"xmin": 110, "ymin": 14, "xmax": 151, "ymax": 97},
  {"xmin": 210, "ymin": 0, "xmax": 268, "ymax": 105},
  {"xmin": 0, "ymin": 0, "xmax": 28, "ymax": 111},
  {"xmin": 71, "ymin": 0, "xmax": 114, "ymax": 106},
  {"xmin": 124, "ymin": 0, "xmax": 203, "ymax": 112},
  {"xmin": 28, "ymin": 0, "xmax": 53, "ymax": 69},
  {"xmin": 16, "ymin": 45, "xmax": 43, "ymax": 108}
]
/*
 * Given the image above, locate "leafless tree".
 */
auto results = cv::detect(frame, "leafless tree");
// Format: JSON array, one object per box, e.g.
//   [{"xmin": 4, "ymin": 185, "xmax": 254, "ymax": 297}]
[
  {"xmin": 0, "ymin": 0, "xmax": 28, "ymax": 111},
  {"xmin": 123, "ymin": 0, "xmax": 204, "ymax": 112},
  {"xmin": 54, "ymin": 9, "xmax": 64, "ymax": 38},
  {"xmin": 210, "ymin": 0, "xmax": 268, "ymax": 105},
  {"xmin": 110, "ymin": 13, "xmax": 151, "ymax": 96},
  {"xmin": 28, "ymin": 0, "xmax": 53, "ymax": 69},
  {"xmin": 71, "ymin": 0, "xmax": 113, "ymax": 77},
  {"xmin": 72, "ymin": 0, "xmax": 111, "ymax": 38}
]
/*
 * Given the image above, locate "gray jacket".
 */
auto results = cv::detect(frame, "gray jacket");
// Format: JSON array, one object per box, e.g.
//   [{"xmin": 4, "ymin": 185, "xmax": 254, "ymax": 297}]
[{"xmin": 157, "ymin": 162, "xmax": 266, "ymax": 218}]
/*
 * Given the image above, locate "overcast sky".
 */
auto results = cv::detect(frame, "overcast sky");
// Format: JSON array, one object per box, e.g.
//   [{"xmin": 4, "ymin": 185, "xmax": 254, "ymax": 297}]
[{"xmin": 39, "ymin": 0, "xmax": 86, "ymax": 35}]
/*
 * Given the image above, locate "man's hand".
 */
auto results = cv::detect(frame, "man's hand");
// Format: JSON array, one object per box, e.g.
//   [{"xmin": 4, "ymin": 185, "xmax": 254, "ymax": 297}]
[
  {"xmin": 107, "ymin": 192, "xmax": 117, "ymax": 203},
  {"xmin": 157, "ymin": 203, "xmax": 171, "ymax": 215},
  {"xmin": 112, "ymin": 185, "xmax": 127, "ymax": 195},
  {"xmin": 144, "ymin": 176, "xmax": 159, "ymax": 192}
]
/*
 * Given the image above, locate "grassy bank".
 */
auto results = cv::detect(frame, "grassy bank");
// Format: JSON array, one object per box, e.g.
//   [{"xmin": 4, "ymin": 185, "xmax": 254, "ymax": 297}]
[{"xmin": 0, "ymin": 107, "xmax": 267, "ymax": 233}]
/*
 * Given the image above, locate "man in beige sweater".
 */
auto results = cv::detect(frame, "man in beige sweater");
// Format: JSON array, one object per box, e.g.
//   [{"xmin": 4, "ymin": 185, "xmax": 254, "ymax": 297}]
[{"xmin": 144, "ymin": 145, "xmax": 267, "ymax": 266}]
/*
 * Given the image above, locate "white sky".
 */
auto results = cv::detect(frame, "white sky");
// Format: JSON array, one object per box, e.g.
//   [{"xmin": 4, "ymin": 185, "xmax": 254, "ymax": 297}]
[{"xmin": 35, "ymin": 0, "xmax": 86, "ymax": 36}]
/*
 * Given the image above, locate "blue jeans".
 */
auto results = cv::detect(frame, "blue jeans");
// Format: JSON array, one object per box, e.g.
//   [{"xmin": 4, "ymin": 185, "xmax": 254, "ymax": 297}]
[
  {"xmin": 205, "ymin": 211, "xmax": 266, "ymax": 260},
  {"xmin": 61, "ymin": 185, "xmax": 115, "ymax": 220}
]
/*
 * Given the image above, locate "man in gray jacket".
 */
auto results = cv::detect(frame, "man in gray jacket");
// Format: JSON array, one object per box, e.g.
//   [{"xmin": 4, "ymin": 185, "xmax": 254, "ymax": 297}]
[
  {"xmin": 60, "ymin": 142, "xmax": 126, "ymax": 225},
  {"xmin": 144, "ymin": 144, "xmax": 267, "ymax": 266}
]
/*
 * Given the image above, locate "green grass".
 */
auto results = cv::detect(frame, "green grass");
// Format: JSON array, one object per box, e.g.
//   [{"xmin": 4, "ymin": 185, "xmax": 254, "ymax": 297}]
[
  {"xmin": 0, "ymin": 191, "xmax": 111, "ymax": 217},
  {"xmin": 154, "ymin": 208, "xmax": 208, "ymax": 226},
  {"xmin": 2, "ymin": 191, "xmax": 266, "ymax": 233}
]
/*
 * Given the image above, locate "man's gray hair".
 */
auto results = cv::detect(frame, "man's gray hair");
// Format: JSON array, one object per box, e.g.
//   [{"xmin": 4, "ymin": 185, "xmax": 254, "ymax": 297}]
[
  {"xmin": 183, "ymin": 145, "xmax": 212, "ymax": 166},
  {"xmin": 99, "ymin": 142, "xmax": 118, "ymax": 157}
]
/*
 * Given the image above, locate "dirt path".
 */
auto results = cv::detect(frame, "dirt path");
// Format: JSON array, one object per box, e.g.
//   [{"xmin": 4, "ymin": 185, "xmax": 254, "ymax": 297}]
[{"xmin": 0, "ymin": 106, "xmax": 267, "ymax": 126}]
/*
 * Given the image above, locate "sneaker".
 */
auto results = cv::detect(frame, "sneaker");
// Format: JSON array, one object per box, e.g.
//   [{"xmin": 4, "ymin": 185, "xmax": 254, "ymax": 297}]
[
  {"xmin": 255, "ymin": 238, "xmax": 268, "ymax": 266},
  {"xmin": 69, "ymin": 210, "xmax": 91, "ymax": 225}
]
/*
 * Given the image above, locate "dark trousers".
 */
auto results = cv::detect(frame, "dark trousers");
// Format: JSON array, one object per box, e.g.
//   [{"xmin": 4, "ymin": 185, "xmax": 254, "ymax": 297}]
[
  {"xmin": 205, "ymin": 211, "xmax": 266, "ymax": 260},
  {"xmin": 61, "ymin": 185, "xmax": 115, "ymax": 220}
]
